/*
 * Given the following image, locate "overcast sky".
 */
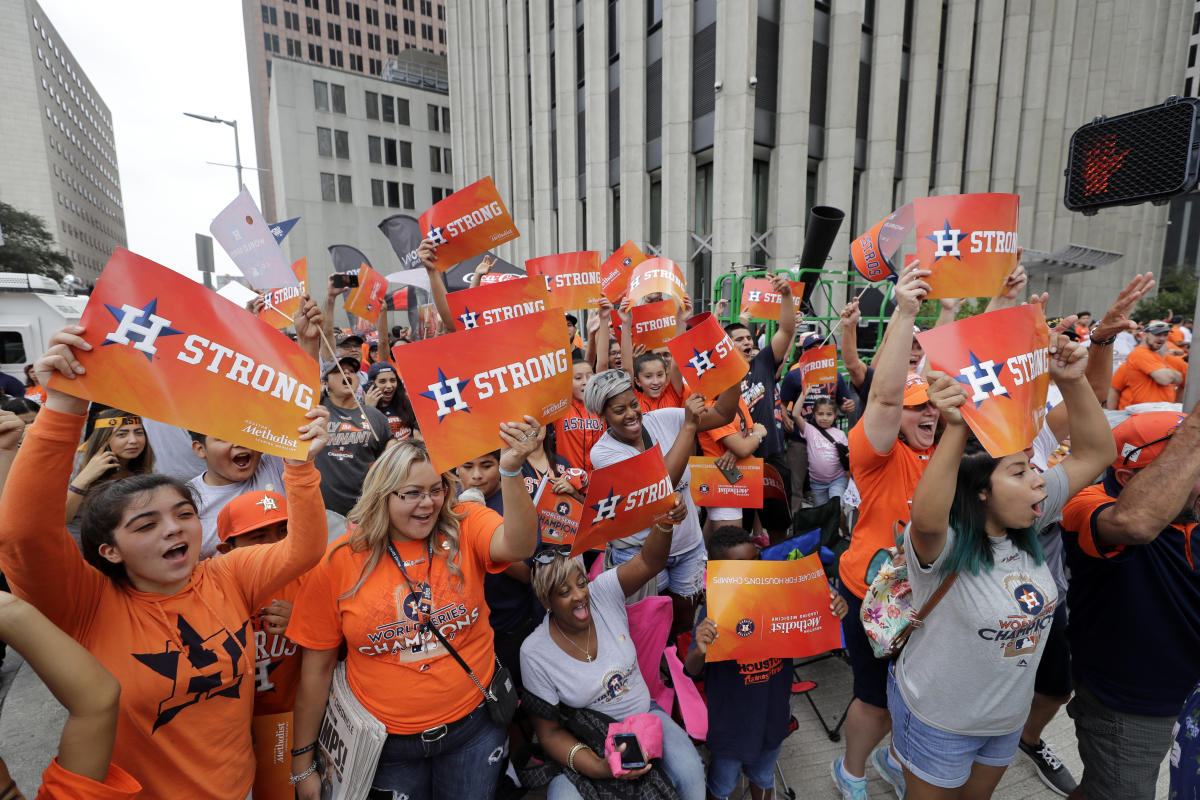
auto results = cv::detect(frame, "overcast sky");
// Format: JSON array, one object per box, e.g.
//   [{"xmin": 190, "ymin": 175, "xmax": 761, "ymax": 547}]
[{"xmin": 39, "ymin": 0, "xmax": 258, "ymax": 283}]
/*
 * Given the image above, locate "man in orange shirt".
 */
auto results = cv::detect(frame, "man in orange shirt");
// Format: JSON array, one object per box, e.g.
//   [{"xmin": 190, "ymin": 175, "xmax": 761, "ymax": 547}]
[{"xmin": 1115, "ymin": 321, "xmax": 1182, "ymax": 408}]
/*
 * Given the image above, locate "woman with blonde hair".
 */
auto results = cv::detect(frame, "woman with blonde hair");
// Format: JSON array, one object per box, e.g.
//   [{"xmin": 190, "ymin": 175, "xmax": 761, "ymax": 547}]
[
  {"xmin": 288, "ymin": 416, "xmax": 542, "ymax": 800},
  {"xmin": 66, "ymin": 408, "xmax": 155, "ymax": 523}
]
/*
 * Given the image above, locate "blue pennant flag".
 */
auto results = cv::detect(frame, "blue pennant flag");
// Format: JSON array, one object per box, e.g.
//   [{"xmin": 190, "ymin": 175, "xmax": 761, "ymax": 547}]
[{"xmin": 267, "ymin": 217, "xmax": 300, "ymax": 243}]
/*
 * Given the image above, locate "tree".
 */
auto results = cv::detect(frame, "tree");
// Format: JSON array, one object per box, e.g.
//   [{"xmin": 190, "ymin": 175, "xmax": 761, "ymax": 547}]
[
  {"xmin": 1133, "ymin": 264, "xmax": 1198, "ymax": 322},
  {"xmin": 0, "ymin": 202, "xmax": 72, "ymax": 281}
]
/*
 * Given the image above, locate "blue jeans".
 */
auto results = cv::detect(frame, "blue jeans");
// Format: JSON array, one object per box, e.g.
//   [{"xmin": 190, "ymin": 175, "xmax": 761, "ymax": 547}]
[
  {"xmin": 810, "ymin": 473, "xmax": 847, "ymax": 505},
  {"xmin": 608, "ymin": 541, "xmax": 706, "ymax": 597},
  {"xmin": 546, "ymin": 706, "xmax": 706, "ymax": 800},
  {"xmin": 706, "ymin": 743, "xmax": 782, "ymax": 798},
  {"xmin": 368, "ymin": 703, "xmax": 508, "ymax": 799}
]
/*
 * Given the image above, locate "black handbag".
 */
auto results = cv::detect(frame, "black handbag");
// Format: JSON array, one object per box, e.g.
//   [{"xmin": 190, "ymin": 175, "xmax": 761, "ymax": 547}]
[
  {"xmin": 426, "ymin": 621, "xmax": 520, "ymax": 727},
  {"xmin": 814, "ymin": 423, "xmax": 850, "ymax": 471}
]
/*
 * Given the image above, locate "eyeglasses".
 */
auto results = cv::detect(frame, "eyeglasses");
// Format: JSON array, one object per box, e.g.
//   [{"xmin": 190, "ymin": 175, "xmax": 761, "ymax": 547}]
[
  {"xmin": 392, "ymin": 486, "xmax": 447, "ymax": 504},
  {"xmin": 1120, "ymin": 432, "xmax": 1176, "ymax": 466},
  {"xmin": 532, "ymin": 545, "xmax": 573, "ymax": 565}
]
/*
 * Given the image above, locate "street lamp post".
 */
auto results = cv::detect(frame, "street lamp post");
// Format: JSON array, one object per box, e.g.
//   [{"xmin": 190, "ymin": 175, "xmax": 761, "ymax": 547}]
[{"xmin": 183, "ymin": 112, "xmax": 243, "ymax": 192}]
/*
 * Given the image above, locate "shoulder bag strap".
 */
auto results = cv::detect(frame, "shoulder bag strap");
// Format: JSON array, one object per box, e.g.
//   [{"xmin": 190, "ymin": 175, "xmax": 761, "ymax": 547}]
[
  {"xmin": 814, "ymin": 424, "xmax": 838, "ymax": 445},
  {"xmin": 909, "ymin": 571, "xmax": 958, "ymax": 630}
]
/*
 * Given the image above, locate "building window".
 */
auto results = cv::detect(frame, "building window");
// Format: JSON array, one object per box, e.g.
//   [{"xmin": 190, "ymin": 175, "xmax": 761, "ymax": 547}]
[
  {"xmin": 326, "ymin": 22, "xmax": 342, "ymax": 40},
  {"xmin": 371, "ymin": 179, "xmax": 385, "ymax": 206},
  {"xmin": 338, "ymin": 174, "xmax": 352, "ymax": 203},
  {"xmin": 365, "ymin": 6, "xmax": 378, "ymax": 24},
  {"xmin": 387, "ymin": 180, "xmax": 400, "ymax": 207},
  {"xmin": 325, "ymin": 0, "xmax": 340, "ymax": 13},
  {"xmin": 331, "ymin": 83, "xmax": 346, "ymax": 113},
  {"xmin": 387, "ymin": 37, "xmax": 399, "ymax": 54},
  {"xmin": 334, "ymin": 129, "xmax": 349, "ymax": 158},
  {"xmin": 365, "ymin": 91, "xmax": 378, "ymax": 119},
  {"xmin": 384, "ymin": 138, "xmax": 398, "ymax": 165},
  {"xmin": 263, "ymin": 33, "xmax": 280, "ymax": 52},
  {"xmin": 348, "ymin": 27, "xmax": 361, "ymax": 45},
  {"xmin": 306, "ymin": 16, "xmax": 319, "ymax": 35},
  {"xmin": 382, "ymin": 95, "xmax": 395, "ymax": 123},
  {"xmin": 429, "ymin": 146, "xmax": 442, "ymax": 172},
  {"xmin": 261, "ymin": 5, "xmax": 277, "ymax": 24},
  {"xmin": 346, "ymin": 1, "xmax": 360, "ymax": 20},
  {"xmin": 403, "ymin": 0, "xmax": 414, "ymax": 10},
  {"xmin": 368, "ymin": 135, "xmax": 382, "ymax": 162},
  {"xmin": 349, "ymin": 53, "xmax": 363, "ymax": 71},
  {"xmin": 441, "ymin": 106, "xmax": 450, "ymax": 133},
  {"xmin": 369, "ymin": 58, "xmax": 382, "ymax": 75},
  {"xmin": 368, "ymin": 31, "xmax": 380, "ymax": 49},
  {"xmin": 308, "ymin": 43, "xmax": 323, "ymax": 62},
  {"xmin": 320, "ymin": 172, "xmax": 336, "ymax": 201},
  {"xmin": 443, "ymin": 148, "xmax": 452, "ymax": 174},
  {"xmin": 420, "ymin": 22, "xmax": 433, "ymax": 40},
  {"xmin": 314, "ymin": 82, "xmax": 330, "ymax": 111},
  {"xmin": 428, "ymin": 103, "xmax": 439, "ymax": 131},
  {"xmin": 420, "ymin": 0, "xmax": 432, "ymax": 14},
  {"xmin": 330, "ymin": 48, "xmax": 344, "ymax": 66},
  {"xmin": 438, "ymin": 28, "xmax": 445, "ymax": 45},
  {"xmin": 317, "ymin": 126, "xmax": 333, "ymax": 156},
  {"xmin": 403, "ymin": 18, "xmax": 416, "ymax": 35},
  {"xmin": 386, "ymin": 13, "xmax": 398, "ymax": 30},
  {"xmin": 402, "ymin": 182, "xmax": 415, "ymax": 208},
  {"xmin": 399, "ymin": 140, "xmax": 412, "ymax": 167},
  {"xmin": 437, "ymin": 4, "xmax": 445, "ymax": 20},
  {"xmin": 431, "ymin": 187, "xmax": 443, "ymax": 204}
]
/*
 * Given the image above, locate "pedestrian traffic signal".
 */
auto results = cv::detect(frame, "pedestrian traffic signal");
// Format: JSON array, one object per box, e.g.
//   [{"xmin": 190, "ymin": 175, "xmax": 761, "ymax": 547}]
[{"xmin": 1064, "ymin": 98, "xmax": 1200, "ymax": 215}]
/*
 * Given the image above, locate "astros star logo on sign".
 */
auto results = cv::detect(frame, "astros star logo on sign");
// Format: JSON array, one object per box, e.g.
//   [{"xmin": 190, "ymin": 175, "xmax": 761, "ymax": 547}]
[
  {"xmin": 954, "ymin": 351, "xmax": 1008, "ymax": 406},
  {"xmin": 103, "ymin": 298, "xmax": 184, "ymax": 361},
  {"xmin": 590, "ymin": 488, "xmax": 623, "ymax": 523},
  {"xmin": 924, "ymin": 219, "xmax": 969, "ymax": 260},
  {"xmin": 420, "ymin": 367, "xmax": 471, "ymax": 421},
  {"xmin": 687, "ymin": 348, "xmax": 715, "ymax": 379},
  {"xmin": 458, "ymin": 307, "xmax": 480, "ymax": 330}
]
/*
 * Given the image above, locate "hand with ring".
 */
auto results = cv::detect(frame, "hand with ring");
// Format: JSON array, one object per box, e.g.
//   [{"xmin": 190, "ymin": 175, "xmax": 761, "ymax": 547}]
[{"xmin": 498, "ymin": 415, "xmax": 541, "ymax": 472}]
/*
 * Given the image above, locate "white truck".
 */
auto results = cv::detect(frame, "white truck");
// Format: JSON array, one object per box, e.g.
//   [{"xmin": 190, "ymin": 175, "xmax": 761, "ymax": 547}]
[{"xmin": 0, "ymin": 273, "xmax": 89, "ymax": 385}]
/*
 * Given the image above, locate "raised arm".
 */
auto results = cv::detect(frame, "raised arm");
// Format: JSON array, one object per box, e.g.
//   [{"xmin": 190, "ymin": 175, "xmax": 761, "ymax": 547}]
[
  {"xmin": 695, "ymin": 382, "xmax": 740, "ymax": 432},
  {"xmin": 935, "ymin": 297, "xmax": 964, "ymax": 327},
  {"xmin": 1046, "ymin": 331, "xmax": 1117, "ymax": 497},
  {"xmin": 907, "ymin": 372, "xmax": 970, "ymax": 566},
  {"xmin": 862, "ymin": 262, "xmax": 932, "ymax": 454},
  {"xmin": 320, "ymin": 279, "xmax": 346, "ymax": 360},
  {"xmin": 420, "ymin": 239, "xmax": 456, "ymax": 334},
  {"xmin": 616, "ymin": 500, "xmax": 685, "ymax": 596},
  {"xmin": 0, "ymin": 592, "xmax": 122, "ymax": 783},
  {"xmin": 489, "ymin": 416, "xmax": 542, "ymax": 563},
  {"xmin": 984, "ymin": 262, "xmax": 1028, "ymax": 313},
  {"xmin": 769, "ymin": 274, "xmax": 797, "ymax": 365},
  {"xmin": 839, "ymin": 299, "xmax": 868, "ymax": 389},
  {"xmin": 662, "ymin": 396, "xmax": 704, "ymax": 485},
  {"xmin": 293, "ymin": 294, "xmax": 324, "ymax": 364}
]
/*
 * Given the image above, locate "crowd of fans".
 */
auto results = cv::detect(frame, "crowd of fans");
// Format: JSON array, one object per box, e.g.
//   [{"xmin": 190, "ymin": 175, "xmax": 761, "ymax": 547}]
[{"xmin": 0, "ymin": 236, "xmax": 1196, "ymax": 800}]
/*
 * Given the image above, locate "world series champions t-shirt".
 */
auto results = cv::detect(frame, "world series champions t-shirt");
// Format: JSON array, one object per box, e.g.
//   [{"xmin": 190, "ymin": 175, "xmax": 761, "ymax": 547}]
[
  {"xmin": 741, "ymin": 347, "xmax": 784, "ymax": 458},
  {"xmin": 314, "ymin": 399, "xmax": 391, "ymax": 515}
]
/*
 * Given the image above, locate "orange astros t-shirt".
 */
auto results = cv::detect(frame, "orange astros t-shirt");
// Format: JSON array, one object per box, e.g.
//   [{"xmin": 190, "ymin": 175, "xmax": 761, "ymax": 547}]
[
  {"xmin": 1121, "ymin": 346, "xmax": 1178, "ymax": 407},
  {"xmin": 35, "ymin": 759, "xmax": 141, "ymax": 800},
  {"xmin": 697, "ymin": 399, "xmax": 753, "ymax": 458},
  {"xmin": 839, "ymin": 420, "xmax": 934, "ymax": 598},
  {"xmin": 556, "ymin": 399, "xmax": 604, "ymax": 472},
  {"xmin": 288, "ymin": 503, "xmax": 507, "ymax": 734},
  {"xmin": 637, "ymin": 384, "xmax": 684, "ymax": 411},
  {"xmin": 251, "ymin": 577, "xmax": 307, "ymax": 716}
]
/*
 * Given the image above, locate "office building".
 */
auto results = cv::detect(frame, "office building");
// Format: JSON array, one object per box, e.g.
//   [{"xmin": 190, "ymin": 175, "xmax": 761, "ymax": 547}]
[
  {"xmin": 447, "ymin": 0, "xmax": 1192, "ymax": 314},
  {"xmin": 0, "ymin": 0, "xmax": 127, "ymax": 282}
]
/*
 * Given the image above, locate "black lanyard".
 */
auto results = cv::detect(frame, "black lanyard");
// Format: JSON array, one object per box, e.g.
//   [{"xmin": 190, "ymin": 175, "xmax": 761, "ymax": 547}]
[{"xmin": 387, "ymin": 539, "xmax": 434, "ymax": 651}]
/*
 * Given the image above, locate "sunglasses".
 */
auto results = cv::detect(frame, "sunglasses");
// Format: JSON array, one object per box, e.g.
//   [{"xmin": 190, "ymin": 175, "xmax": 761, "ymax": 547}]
[
  {"xmin": 1121, "ymin": 432, "xmax": 1176, "ymax": 466},
  {"xmin": 532, "ymin": 545, "xmax": 573, "ymax": 565}
]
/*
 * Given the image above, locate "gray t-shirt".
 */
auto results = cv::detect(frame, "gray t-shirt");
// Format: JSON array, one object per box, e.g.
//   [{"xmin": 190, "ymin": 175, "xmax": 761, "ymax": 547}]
[
  {"xmin": 588, "ymin": 408, "xmax": 702, "ymax": 557},
  {"xmin": 186, "ymin": 454, "xmax": 286, "ymax": 559},
  {"xmin": 314, "ymin": 398, "xmax": 390, "ymax": 516},
  {"xmin": 896, "ymin": 464, "xmax": 1068, "ymax": 736},
  {"xmin": 520, "ymin": 569, "xmax": 651, "ymax": 720}
]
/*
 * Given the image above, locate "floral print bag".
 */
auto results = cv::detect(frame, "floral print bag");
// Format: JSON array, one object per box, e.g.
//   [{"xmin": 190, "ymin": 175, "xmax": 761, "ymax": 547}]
[{"xmin": 860, "ymin": 545, "xmax": 958, "ymax": 659}]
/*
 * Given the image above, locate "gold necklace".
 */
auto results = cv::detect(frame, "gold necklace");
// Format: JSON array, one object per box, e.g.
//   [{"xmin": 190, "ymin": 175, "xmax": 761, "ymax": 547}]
[{"xmin": 552, "ymin": 616, "xmax": 593, "ymax": 662}]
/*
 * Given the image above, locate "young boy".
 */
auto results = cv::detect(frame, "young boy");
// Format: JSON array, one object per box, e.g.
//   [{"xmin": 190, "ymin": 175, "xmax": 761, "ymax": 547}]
[
  {"xmin": 685, "ymin": 526, "xmax": 848, "ymax": 800},
  {"xmin": 187, "ymin": 433, "xmax": 285, "ymax": 559}
]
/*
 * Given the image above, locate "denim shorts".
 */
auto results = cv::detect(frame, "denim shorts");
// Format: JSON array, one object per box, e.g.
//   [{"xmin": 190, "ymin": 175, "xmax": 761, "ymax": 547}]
[
  {"xmin": 887, "ymin": 668, "xmax": 1021, "ymax": 788},
  {"xmin": 706, "ymin": 744, "xmax": 781, "ymax": 799},
  {"xmin": 609, "ymin": 540, "xmax": 706, "ymax": 597}
]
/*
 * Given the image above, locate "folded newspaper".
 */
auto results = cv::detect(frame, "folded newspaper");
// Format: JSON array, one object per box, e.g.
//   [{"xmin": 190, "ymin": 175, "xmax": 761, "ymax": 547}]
[{"xmin": 318, "ymin": 662, "xmax": 386, "ymax": 800}]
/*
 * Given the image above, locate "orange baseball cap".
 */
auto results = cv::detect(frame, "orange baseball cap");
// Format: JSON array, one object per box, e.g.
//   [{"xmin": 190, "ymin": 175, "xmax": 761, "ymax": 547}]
[
  {"xmin": 1111, "ymin": 411, "xmax": 1186, "ymax": 470},
  {"xmin": 903, "ymin": 373, "xmax": 929, "ymax": 407},
  {"xmin": 216, "ymin": 490, "xmax": 289, "ymax": 543}
]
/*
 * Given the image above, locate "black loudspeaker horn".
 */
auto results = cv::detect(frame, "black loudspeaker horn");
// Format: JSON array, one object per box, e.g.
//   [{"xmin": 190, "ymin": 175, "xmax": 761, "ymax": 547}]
[{"xmin": 796, "ymin": 205, "xmax": 845, "ymax": 307}]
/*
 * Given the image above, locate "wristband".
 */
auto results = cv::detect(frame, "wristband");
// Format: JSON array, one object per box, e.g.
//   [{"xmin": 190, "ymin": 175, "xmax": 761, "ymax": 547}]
[
  {"xmin": 567, "ymin": 742, "xmax": 588, "ymax": 772},
  {"xmin": 67, "ymin": 484, "xmax": 87, "ymax": 496},
  {"xmin": 291, "ymin": 741, "xmax": 317, "ymax": 757},
  {"xmin": 498, "ymin": 466, "xmax": 522, "ymax": 477},
  {"xmin": 289, "ymin": 762, "xmax": 318, "ymax": 785},
  {"xmin": 1090, "ymin": 331, "xmax": 1117, "ymax": 347}
]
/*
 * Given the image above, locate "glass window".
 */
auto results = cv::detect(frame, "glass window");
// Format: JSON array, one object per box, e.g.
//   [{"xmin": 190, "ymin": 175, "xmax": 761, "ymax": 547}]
[
  {"xmin": 365, "ymin": 90, "xmax": 379, "ymax": 119},
  {"xmin": 0, "ymin": 332, "xmax": 26, "ymax": 364},
  {"xmin": 334, "ymin": 129, "xmax": 349, "ymax": 158},
  {"xmin": 428, "ymin": 103, "xmax": 439, "ymax": 131},
  {"xmin": 368, "ymin": 135, "xmax": 382, "ymax": 163},
  {"xmin": 396, "ymin": 97, "xmax": 411, "ymax": 125},
  {"xmin": 402, "ymin": 182, "xmax": 415, "ymax": 208},
  {"xmin": 320, "ymin": 172, "xmax": 336, "ymax": 201},
  {"xmin": 432, "ymin": 187, "xmax": 443, "ymax": 204},
  {"xmin": 442, "ymin": 106, "xmax": 451, "ymax": 133},
  {"xmin": 331, "ymin": 83, "xmax": 346, "ymax": 113},
  {"xmin": 313, "ymin": 80, "xmax": 329, "ymax": 111},
  {"xmin": 382, "ymin": 95, "xmax": 395, "ymax": 123},
  {"xmin": 387, "ymin": 180, "xmax": 400, "ymax": 207},
  {"xmin": 399, "ymin": 140, "xmax": 412, "ymax": 167},
  {"xmin": 371, "ymin": 179, "xmax": 385, "ymax": 206},
  {"xmin": 317, "ymin": 126, "xmax": 333, "ymax": 157},
  {"xmin": 429, "ymin": 145, "xmax": 442, "ymax": 172},
  {"xmin": 338, "ymin": 174, "xmax": 352, "ymax": 203},
  {"xmin": 384, "ymin": 138, "xmax": 398, "ymax": 165},
  {"xmin": 443, "ymin": 148, "xmax": 452, "ymax": 174}
]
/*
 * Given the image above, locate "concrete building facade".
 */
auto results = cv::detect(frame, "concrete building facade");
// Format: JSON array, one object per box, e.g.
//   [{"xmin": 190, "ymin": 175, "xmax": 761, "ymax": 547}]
[
  {"xmin": 243, "ymin": 0, "xmax": 448, "ymax": 221},
  {"xmin": 446, "ymin": 0, "xmax": 1193, "ymax": 315},
  {"xmin": 267, "ymin": 57, "xmax": 452, "ymax": 293},
  {"xmin": 0, "ymin": 0, "xmax": 126, "ymax": 282}
]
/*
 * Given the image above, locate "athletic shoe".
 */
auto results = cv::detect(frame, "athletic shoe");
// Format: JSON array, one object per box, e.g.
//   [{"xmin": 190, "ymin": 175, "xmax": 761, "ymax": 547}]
[
  {"xmin": 1019, "ymin": 738, "xmax": 1077, "ymax": 796},
  {"xmin": 870, "ymin": 746, "xmax": 906, "ymax": 798},
  {"xmin": 831, "ymin": 757, "xmax": 870, "ymax": 800}
]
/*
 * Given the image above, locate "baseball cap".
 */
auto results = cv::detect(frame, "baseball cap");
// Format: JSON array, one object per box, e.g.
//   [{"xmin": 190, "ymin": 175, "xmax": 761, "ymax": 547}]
[
  {"xmin": 1111, "ymin": 410, "xmax": 1186, "ymax": 470},
  {"xmin": 1144, "ymin": 321, "xmax": 1171, "ymax": 335},
  {"xmin": 322, "ymin": 356, "xmax": 361, "ymax": 377},
  {"xmin": 367, "ymin": 361, "xmax": 397, "ymax": 381},
  {"xmin": 337, "ymin": 332, "xmax": 365, "ymax": 347},
  {"xmin": 216, "ymin": 491, "xmax": 289, "ymax": 543},
  {"xmin": 797, "ymin": 332, "xmax": 822, "ymax": 351},
  {"xmin": 903, "ymin": 373, "xmax": 929, "ymax": 406}
]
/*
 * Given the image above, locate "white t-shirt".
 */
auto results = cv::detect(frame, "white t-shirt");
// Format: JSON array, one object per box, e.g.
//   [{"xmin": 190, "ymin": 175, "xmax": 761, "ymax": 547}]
[
  {"xmin": 186, "ymin": 455, "xmax": 286, "ymax": 558},
  {"xmin": 519, "ymin": 569, "xmax": 651, "ymax": 720},
  {"xmin": 588, "ymin": 408, "xmax": 703, "ymax": 557},
  {"xmin": 895, "ymin": 464, "xmax": 1068, "ymax": 736}
]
